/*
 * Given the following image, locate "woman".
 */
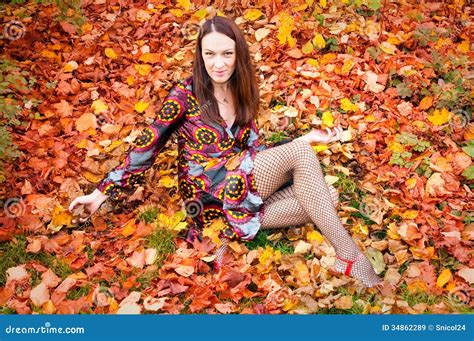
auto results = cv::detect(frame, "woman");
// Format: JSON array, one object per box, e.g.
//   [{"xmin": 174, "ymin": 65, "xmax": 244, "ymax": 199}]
[{"xmin": 69, "ymin": 16, "xmax": 389, "ymax": 293}]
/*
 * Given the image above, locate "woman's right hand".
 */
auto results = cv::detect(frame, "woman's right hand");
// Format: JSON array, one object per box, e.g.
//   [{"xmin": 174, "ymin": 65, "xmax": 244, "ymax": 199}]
[{"xmin": 68, "ymin": 189, "xmax": 109, "ymax": 224}]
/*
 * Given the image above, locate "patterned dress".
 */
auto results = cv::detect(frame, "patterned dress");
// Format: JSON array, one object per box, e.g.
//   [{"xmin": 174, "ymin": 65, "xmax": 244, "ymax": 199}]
[{"xmin": 96, "ymin": 75, "xmax": 268, "ymax": 243}]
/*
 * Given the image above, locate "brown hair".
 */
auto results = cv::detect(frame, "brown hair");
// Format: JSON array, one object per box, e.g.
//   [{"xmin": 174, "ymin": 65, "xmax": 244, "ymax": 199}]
[{"xmin": 192, "ymin": 16, "xmax": 259, "ymax": 127}]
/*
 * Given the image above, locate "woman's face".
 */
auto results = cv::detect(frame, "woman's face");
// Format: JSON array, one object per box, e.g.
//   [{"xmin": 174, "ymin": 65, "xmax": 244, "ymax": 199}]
[{"xmin": 201, "ymin": 31, "xmax": 236, "ymax": 86}]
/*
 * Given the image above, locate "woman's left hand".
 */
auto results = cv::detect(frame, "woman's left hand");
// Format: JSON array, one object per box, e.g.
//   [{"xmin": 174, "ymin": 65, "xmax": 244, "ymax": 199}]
[{"xmin": 296, "ymin": 126, "xmax": 344, "ymax": 144}]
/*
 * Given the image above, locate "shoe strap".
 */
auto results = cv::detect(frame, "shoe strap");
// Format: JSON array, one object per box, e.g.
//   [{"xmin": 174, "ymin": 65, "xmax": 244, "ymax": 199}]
[{"xmin": 336, "ymin": 253, "xmax": 364, "ymax": 276}]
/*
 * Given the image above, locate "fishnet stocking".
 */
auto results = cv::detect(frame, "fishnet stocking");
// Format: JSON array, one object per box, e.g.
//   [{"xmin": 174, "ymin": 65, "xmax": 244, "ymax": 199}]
[{"xmin": 213, "ymin": 140, "xmax": 382, "ymax": 288}]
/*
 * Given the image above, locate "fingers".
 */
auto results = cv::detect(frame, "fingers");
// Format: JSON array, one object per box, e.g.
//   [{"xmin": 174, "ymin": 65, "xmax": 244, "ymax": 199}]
[{"xmin": 68, "ymin": 198, "xmax": 79, "ymax": 212}]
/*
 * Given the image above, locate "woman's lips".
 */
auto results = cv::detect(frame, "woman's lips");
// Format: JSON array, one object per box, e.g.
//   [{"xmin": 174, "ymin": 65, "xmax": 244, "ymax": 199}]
[{"xmin": 215, "ymin": 71, "xmax": 226, "ymax": 76}]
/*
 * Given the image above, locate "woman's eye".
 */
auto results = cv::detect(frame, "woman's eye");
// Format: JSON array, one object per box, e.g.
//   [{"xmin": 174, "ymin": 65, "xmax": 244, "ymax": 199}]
[{"xmin": 226, "ymin": 52, "xmax": 233, "ymax": 55}]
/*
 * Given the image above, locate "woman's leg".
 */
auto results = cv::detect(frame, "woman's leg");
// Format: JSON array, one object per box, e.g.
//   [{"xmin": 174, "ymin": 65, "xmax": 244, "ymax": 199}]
[
  {"xmin": 213, "ymin": 184, "xmax": 338, "ymax": 267},
  {"xmin": 260, "ymin": 184, "xmax": 339, "ymax": 229},
  {"xmin": 251, "ymin": 139, "xmax": 382, "ymax": 287}
]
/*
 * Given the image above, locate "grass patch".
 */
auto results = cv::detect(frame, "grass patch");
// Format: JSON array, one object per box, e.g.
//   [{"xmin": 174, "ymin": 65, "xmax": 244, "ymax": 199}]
[
  {"xmin": 145, "ymin": 225, "xmax": 177, "ymax": 269},
  {"xmin": 66, "ymin": 284, "xmax": 92, "ymax": 300},
  {"xmin": 245, "ymin": 230, "xmax": 295, "ymax": 255},
  {"xmin": 0, "ymin": 235, "xmax": 73, "ymax": 287},
  {"xmin": 398, "ymin": 283, "xmax": 444, "ymax": 307}
]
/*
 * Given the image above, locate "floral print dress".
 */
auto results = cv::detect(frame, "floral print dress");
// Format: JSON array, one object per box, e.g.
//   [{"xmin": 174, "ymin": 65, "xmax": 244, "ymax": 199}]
[{"xmin": 97, "ymin": 75, "xmax": 267, "ymax": 243}]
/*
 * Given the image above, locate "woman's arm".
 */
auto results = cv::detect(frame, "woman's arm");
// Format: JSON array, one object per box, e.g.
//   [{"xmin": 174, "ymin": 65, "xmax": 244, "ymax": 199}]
[{"xmin": 96, "ymin": 82, "xmax": 188, "ymax": 200}]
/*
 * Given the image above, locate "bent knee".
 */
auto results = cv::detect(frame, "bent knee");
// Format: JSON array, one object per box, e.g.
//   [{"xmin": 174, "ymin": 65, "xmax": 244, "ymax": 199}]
[{"xmin": 291, "ymin": 139, "xmax": 317, "ymax": 159}]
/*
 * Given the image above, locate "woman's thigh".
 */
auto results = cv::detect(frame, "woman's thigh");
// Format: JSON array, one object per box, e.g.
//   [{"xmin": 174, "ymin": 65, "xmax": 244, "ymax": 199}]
[{"xmin": 253, "ymin": 142, "xmax": 298, "ymax": 201}]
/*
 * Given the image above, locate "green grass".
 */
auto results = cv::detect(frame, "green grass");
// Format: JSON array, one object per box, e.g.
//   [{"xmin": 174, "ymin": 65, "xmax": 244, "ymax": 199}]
[
  {"xmin": 398, "ymin": 283, "xmax": 444, "ymax": 307},
  {"xmin": 66, "ymin": 284, "xmax": 92, "ymax": 300},
  {"xmin": 245, "ymin": 230, "xmax": 295, "ymax": 255},
  {"xmin": 145, "ymin": 225, "xmax": 177, "ymax": 269},
  {"xmin": 0, "ymin": 235, "xmax": 73, "ymax": 287}
]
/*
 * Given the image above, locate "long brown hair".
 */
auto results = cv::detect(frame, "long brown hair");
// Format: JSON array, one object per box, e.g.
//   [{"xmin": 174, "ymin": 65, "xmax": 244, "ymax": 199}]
[{"xmin": 192, "ymin": 16, "xmax": 259, "ymax": 127}]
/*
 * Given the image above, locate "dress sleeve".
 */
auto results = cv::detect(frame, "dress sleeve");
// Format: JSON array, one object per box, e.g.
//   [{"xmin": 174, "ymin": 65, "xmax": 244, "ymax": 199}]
[{"xmin": 96, "ymin": 82, "xmax": 187, "ymax": 200}]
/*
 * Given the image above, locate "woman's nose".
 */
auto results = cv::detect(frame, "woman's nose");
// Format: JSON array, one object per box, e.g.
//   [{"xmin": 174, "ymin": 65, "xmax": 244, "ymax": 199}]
[{"xmin": 214, "ymin": 57, "xmax": 225, "ymax": 68}]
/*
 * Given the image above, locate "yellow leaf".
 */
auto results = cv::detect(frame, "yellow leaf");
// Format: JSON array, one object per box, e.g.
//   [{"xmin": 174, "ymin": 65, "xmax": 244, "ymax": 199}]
[
  {"xmin": 76, "ymin": 139, "xmax": 88, "ymax": 149},
  {"xmin": 307, "ymin": 58, "xmax": 319, "ymax": 67},
  {"xmin": 244, "ymin": 9, "xmax": 264, "ymax": 21},
  {"xmin": 306, "ymin": 0, "xmax": 314, "ymax": 6},
  {"xmin": 177, "ymin": 0, "xmax": 191, "ymax": 11},
  {"xmin": 302, "ymin": 41, "xmax": 314, "ymax": 54},
  {"xmin": 340, "ymin": 98, "xmax": 358, "ymax": 112},
  {"xmin": 341, "ymin": 59, "xmax": 355, "ymax": 74},
  {"xmin": 387, "ymin": 222, "xmax": 401, "ymax": 240},
  {"xmin": 158, "ymin": 175, "xmax": 177, "ymax": 188},
  {"xmin": 104, "ymin": 48, "xmax": 117, "ymax": 59},
  {"xmin": 104, "ymin": 140, "xmax": 122, "ymax": 152},
  {"xmin": 407, "ymin": 280, "xmax": 427, "ymax": 294},
  {"xmin": 169, "ymin": 9, "xmax": 183, "ymax": 17},
  {"xmin": 127, "ymin": 76, "xmax": 135, "ymax": 86},
  {"xmin": 83, "ymin": 171, "xmax": 103, "ymax": 183},
  {"xmin": 121, "ymin": 219, "xmax": 136, "ymax": 237},
  {"xmin": 457, "ymin": 40, "xmax": 469, "ymax": 53},
  {"xmin": 379, "ymin": 42, "xmax": 396, "ymax": 55},
  {"xmin": 202, "ymin": 218, "xmax": 226, "ymax": 247},
  {"xmin": 387, "ymin": 140, "xmax": 405, "ymax": 152},
  {"xmin": 64, "ymin": 61, "xmax": 78, "ymax": 73},
  {"xmin": 401, "ymin": 210, "xmax": 418, "ymax": 219},
  {"xmin": 51, "ymin": 205, "xmax": 73, "ymax": 227},
  {"xmin": 312, "ymin": 33, "xmax": 326, "ymax": 49},
  {"xmin": 91, "ymin": 99, "xmax": 109, "ymax": 114},
  {"xmin": 277, "ymin": 12, "xmax": 295, "ymax": 47},
  {"xmin": 158, "ymin": 211, "xmax": 186, "ymax": 231},
  {"xmin": 321, "ymin": 111, "xmax": 334, "ymax": 127},
  {"xmin": 307, "ymin": 230, "xmax": 324, "ymax": 244},
  {"xmin": 436, "ymin": 268, "xmax": 451, "ymax": 287},
  {"xmin": 320, "ymin": 53, "xmax": 337, "ymax": 65},
  {"xmin": 364, "ymin": 114, "xmax": 376, "ymax": 122},
  {"xmin": 405, "ymin": 177, "xmax": 417, "ymax": 190},
  {"xmin": 139, "ymin": 53, "xmax": 161, "ymax": 64},
  {"xmin": 193, "ymin": 8, "xmax": 207, "ymax": 20},
  {"xmin": 419, "ymin": 96, "xmax": 433, "ymax": 110},
  {"xmin": 427, "ymin": 108, "xmax": 452, "ymax": 126},
  {"xmin": 40, "ymin": 50, "xmax": 60, "ymax": 62},
  {"xmin": 134, "ymin": 64, "xmax": 152, "ymax": 76},
  {"xmin": 319, "ymin": 0, "xmax": 327, "ymax": 8},
  {"xmin": 134, "ymin": 101, "xmax": 150, "ymax": 113},
  {"xmin": 312, "ymin": 144, "xmax": 328, "ymax": 153}
]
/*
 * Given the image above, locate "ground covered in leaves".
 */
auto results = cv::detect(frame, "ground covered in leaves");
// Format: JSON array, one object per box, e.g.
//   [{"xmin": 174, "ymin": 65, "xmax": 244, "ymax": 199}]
[{"xmin": 0, "ymin": 0, "xmax": 473, "ymax": 314}]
